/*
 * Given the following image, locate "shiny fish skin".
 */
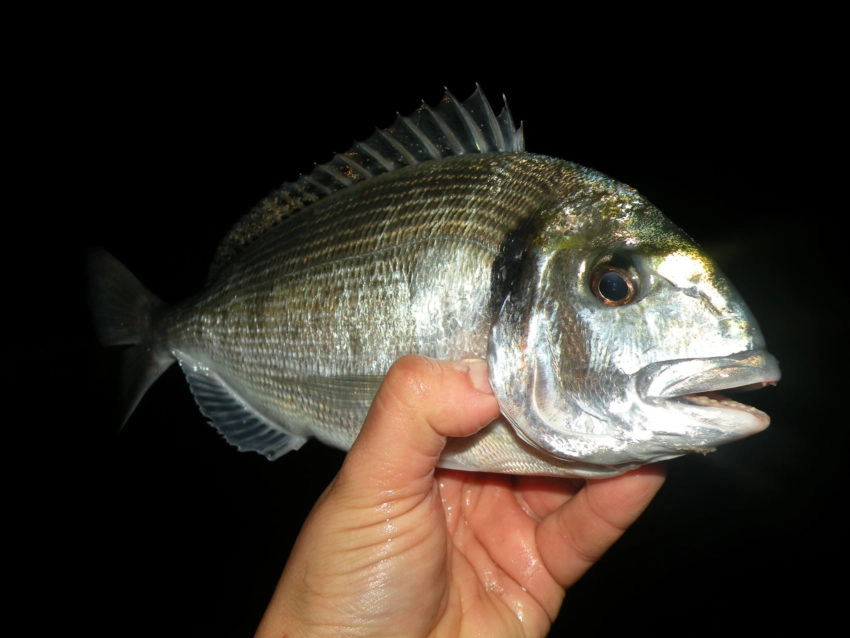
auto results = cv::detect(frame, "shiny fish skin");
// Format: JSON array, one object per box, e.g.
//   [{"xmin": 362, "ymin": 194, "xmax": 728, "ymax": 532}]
[{"xmin": 88, "ymin": 87, "xmax": 780, "ymax": 477}]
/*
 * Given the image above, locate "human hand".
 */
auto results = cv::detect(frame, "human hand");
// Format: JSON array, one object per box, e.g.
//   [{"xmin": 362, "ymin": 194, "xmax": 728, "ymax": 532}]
[{"xmin": 255, "ymin": 355, "xmax": 666, "ymax": 637}]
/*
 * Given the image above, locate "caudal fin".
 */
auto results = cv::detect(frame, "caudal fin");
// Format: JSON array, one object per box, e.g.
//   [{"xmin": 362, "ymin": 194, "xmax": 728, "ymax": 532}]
[{"xmin": 87, "ymin": 248, "xmax": 175, "ymax": 426}]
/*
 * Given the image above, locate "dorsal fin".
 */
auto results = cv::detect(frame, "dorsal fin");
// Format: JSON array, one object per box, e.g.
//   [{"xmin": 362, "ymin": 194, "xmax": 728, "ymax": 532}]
[{"xmin": 207, "ymin": 85, "xmax": 525, "ymax": 282}]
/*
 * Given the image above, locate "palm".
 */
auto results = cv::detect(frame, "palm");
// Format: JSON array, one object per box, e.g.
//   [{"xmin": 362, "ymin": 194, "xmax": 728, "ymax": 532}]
[
  {"xmin": 343, "ymin": 465, "xmax": 662, "ymax": 637},
  {"xmin": 434, "ymin": 469, "xmax": 585, "ymax": 636}
]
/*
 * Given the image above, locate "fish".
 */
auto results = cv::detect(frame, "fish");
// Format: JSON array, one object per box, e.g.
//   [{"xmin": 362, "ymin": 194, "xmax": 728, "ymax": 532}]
[{"xmin": 88, "ymin": 86, "xmax": 780, "ymax": 478}]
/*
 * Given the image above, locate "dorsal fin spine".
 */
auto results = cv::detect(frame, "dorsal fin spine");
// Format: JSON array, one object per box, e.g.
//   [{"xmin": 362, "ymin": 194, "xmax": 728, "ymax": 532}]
[
  {"xmin": 338, "ymin": 153, "xmax": 372, "ymax": 178},
  {"xmin": 315, "ymin": 163, "xmax": 353, "ymax": 186},
  {"xmin": 398, "ymin": 114, "xmax": 442, "ymax": 158},
  {"xmin": 377, "ymin": 127, "xmax": 419, "ymax": 165},
  {"xmin": 302, "ymin": 173, "xmax": 333, "ymax": 196},
  {"xmin": 424, "ymin": 104, "xmax": 464, "ymax": 154},
  {"xmin": 354, "ymin": 139, "xmax": 396, "ymax": 171},
  {"xmin": 451, "ymin": 92, "xmax": 491, "ymax": 152},
  {"xmin": 477, "ymin": 90, "xmax": 505, "ymax": 151}
]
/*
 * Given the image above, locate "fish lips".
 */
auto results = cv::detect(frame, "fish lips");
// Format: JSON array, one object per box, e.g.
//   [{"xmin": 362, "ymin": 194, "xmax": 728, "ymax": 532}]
[{"xmin": 635, "ymin": 349, "xmax": 781, "ymax": 442}]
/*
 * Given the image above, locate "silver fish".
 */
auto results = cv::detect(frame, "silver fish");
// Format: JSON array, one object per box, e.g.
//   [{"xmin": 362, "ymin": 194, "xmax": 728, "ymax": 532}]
[{"xmin": 88, "ymin": 86, "xmax": 780, "ymax": 478}]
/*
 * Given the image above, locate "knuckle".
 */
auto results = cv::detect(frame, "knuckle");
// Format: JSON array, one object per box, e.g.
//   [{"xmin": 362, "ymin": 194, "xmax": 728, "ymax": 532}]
[{"xmin": 383, "ymin": 355, "xmax": 441, "ymax": 409}]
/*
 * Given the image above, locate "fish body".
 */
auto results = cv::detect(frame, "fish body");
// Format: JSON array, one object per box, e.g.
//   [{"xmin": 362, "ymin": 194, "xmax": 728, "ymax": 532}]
[{"xmin": 89, "ymin": 87, "xmax": 779, "ymax": 478}]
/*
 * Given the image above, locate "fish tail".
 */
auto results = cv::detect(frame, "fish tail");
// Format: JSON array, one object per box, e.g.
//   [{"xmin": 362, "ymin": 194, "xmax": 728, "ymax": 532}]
[{"xmin": 87, "ymin": 247, "xmax": 175, "ymax": 426}]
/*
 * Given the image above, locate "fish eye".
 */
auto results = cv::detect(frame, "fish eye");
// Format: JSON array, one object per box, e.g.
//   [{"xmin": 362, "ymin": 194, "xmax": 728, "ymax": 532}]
[{"xmin": 590, "ymin": 264, "xmax": 638, "ymax": 306}]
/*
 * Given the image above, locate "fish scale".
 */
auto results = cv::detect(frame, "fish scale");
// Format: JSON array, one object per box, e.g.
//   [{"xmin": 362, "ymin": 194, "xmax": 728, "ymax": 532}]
[
  {"xmin": 184, "ymin": 156, "xmax": 549, "ymax": 371},
  {"xmin": 88, "ymin": 87, "xmax": 779, "ymax": 477}
]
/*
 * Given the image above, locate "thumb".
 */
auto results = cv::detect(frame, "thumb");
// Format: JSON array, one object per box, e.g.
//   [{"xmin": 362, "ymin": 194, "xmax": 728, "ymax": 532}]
[{"xmin": 340, "ymin": 355, "xmax": 500, "ymax": 495}]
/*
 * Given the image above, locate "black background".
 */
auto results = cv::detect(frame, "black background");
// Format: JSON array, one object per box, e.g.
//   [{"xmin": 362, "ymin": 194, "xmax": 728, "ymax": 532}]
[{"xmin": 14, "ymin": 14, "xmax": 845, "ymax": 637}]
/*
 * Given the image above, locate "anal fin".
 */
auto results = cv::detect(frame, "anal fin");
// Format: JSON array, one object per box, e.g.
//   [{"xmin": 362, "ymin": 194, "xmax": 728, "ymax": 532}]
[{"xmin": 178, "ymin": 360, "xmax": 307, "ymax": 460}]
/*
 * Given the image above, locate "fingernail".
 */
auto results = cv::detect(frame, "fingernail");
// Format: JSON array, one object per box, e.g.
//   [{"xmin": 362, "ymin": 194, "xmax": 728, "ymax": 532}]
[{"xmin": 460, "ymin": 358, "xmax": 493, "ymax": 394}]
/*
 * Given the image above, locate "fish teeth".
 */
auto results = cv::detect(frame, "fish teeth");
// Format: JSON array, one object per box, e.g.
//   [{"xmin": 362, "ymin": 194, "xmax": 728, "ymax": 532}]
[{"xmin": 679, "ymin": 391, "xmax": 768, "ymax": 418}]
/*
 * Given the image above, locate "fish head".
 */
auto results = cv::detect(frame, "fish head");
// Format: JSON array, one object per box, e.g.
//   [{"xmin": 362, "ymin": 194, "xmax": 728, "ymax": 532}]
[{"xmin": 488, "ymin": 164, "xmax": 780, "ymax": 472}]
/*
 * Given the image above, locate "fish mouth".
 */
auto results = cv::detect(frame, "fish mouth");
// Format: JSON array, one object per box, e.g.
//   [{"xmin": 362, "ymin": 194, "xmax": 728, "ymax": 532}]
[{"xmin": 636, "ymin": 349, "xmax": 781, "ymax": 439}]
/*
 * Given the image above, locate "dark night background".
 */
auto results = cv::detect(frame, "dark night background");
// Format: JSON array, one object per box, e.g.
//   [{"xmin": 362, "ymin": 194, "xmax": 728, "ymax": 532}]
[{"xmin": 12, "ymin": 14, "xmax": 845, "ymax": 637}]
